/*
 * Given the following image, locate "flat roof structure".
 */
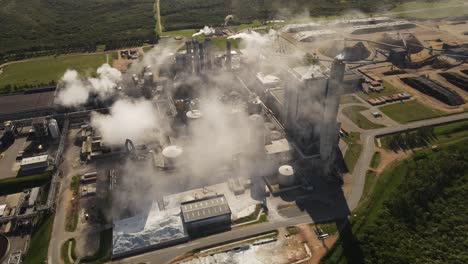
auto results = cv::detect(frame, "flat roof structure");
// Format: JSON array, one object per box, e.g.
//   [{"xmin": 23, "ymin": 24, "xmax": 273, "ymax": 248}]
[
  {"xmin": 20, "ymin": 155, "xmax": 48, "ymax": 166},
  {"xmin": 181, "ymin": 195, "xmax": 231, "ymax": 223}
]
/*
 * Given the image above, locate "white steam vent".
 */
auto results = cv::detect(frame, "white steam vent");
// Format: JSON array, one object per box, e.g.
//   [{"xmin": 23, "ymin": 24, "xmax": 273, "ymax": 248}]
[
  {"xmin": 278, "ymin": 165, "xmax": 295, "ymax": 187},
  {"xmin": 186, "ymin": 110, "xmax": 203, "ymax": 120},
  {"xmin": 162, "ymin": 145, "xmax": 183, "ymax": 169}
]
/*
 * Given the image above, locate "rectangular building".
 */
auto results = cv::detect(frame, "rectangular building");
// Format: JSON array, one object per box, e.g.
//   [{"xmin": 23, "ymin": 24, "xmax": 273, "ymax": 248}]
[
  {"xmin": 20, "ymin": 155, "xmax": 49, "ymax": 173},
  {"xmin": 181, "ymin": 195, "xmax": 231, "ymax": 234}
]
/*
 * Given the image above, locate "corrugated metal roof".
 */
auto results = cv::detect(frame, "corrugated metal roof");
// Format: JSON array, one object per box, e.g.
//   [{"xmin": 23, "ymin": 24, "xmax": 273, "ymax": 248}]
[
  {"xmin": 181, "ymin": 195, "xmax": 231, "ymax": 223},
  {"xmin": 20, "ymin": 155, "xmax": 48, "ymax": 166}
]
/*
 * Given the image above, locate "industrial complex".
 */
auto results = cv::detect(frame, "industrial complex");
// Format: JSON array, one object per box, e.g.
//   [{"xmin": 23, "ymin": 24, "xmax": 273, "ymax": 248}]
[{"xmin": 0, "ymin": 9, "xmax": 467, "ymax": 264}]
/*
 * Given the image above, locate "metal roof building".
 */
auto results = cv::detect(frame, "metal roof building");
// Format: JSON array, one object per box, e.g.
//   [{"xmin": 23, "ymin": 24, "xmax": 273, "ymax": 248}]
[
  {"xmin": 180, "ymin": 195, "xmax": 231, "ymax": 234},
  {"xmin": 20, "ymin": 154, "xmax": 49, "ymax": 173}
]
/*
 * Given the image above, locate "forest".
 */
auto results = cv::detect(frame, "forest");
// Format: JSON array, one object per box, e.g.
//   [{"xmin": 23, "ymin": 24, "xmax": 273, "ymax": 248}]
[
  {"xmin": 321, "ymin": 139, "xmax": 468, "ymax": 263},
  {"xmin": 160, "ymin": 0, "xmax": 406, "ymax": 31},
  {"xmin": 0, "ymin": 0, "xmax": 157, "ymax": 63}
]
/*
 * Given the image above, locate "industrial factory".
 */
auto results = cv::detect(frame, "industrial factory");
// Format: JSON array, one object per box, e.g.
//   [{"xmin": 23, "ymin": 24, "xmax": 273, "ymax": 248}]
[{"xmin": 0, "ymin": 10, "xmax": 467, "ymax": 263}]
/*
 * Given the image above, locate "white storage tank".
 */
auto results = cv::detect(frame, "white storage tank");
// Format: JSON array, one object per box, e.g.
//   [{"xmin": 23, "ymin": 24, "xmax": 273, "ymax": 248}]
[
  {"xmin": 162, "ymin": 145, "xmax": 183, "ymax": 169},
  {"xmin": 186, "ymin": 110, "xmax": 203, "ymax": 124},
  {"xmin": 278, "ymin": 165, "xmax": 295, "ymax": 187},
  {"xmin": 48, "ymin": 119, "xmax": 60, "ymax": 139}
]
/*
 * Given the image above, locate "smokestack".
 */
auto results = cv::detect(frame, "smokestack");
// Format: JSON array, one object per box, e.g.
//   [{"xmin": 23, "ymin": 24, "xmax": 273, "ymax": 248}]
[
  {"xmin": 226, "ymin": 41, "xmax": 232, "ymax": 70},
  {"xmin": 204, "ymin": 37, "xmax": 212, "ymax": 70},
  {"xmin": 185, "ymin": 41, "xmax": 192, "ymax": 73},
  {"xmin": 198, "ymin": 42, "xmax": 205, "ymax": 72},
  {"xmin": 185, "ymin": 41, "xmax": 192, "ymax": 54},
  {"xmin": 193, "ymin": 40, "xmax": 200, "ymax": 75}
]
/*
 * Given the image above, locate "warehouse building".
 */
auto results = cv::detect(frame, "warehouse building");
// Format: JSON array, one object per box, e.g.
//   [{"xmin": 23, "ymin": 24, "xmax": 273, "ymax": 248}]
[
  {"xmin": 19, "ymin": 155, "xmax": 49, "ymax": 174},
  {"xmin": 181, "ymin": 195, "xmax": 231, "ymax": 235}
]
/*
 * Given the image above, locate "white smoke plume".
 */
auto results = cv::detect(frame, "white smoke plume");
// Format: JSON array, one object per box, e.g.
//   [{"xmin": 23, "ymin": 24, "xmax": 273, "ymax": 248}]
[
  {"xmin": 55, "ymin": 63, "xmax": 122, "ymax": 107},
  {"xmin": 55, "ymin": 70, "xmax": 90, "ymax": 107},
  {"xmin": 90, "ymin": 99, "xmax": 158, "ymax": 145},
  {"xmin": 192, "ymin": 26, "xmax": 216, "ymax": 37}
]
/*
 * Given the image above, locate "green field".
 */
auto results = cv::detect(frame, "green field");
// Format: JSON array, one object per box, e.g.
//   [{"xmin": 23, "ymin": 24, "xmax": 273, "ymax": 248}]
[
  {"xmin": 23, "ymin": 215, "xmax": 55, "ymax": 264},
  {"xmin": 61, "ymin": 239, "xmax": 77, "ymax": 264},
  {"xmin": 390, "ymin": 0, "xmax": 468, "ymax": 19},
  {"xmin": 322, "ymin": 138, "xmax": 468, "ymax": 263},
  {"xmin": 0, "ymin": 0, "xmax": 157, "ymax": 61},
  {"xmin": 379, "ymin": 100, "xmax": 446, "ymax": 123},
  {"xmin": 339, "ymin": 95, "xmax": 363, "ymax": 105},
  {"xmin": 370, "ymin": 152, "xmax": 381, "ymax": 168},
  {"xmin": 342, "ymin": 105, "xmax": 385, "ymax": 129},
  {"xmin": 0, "ymin": 53, "xmax": 116, "ymax": 92},
  {"xmin": 342, "ymin": 132, "xmax": 363, "ymax": 172}
]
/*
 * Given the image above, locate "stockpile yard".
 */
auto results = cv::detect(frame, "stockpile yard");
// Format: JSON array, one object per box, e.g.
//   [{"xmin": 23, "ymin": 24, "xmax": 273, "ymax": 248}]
[
  {"xmin": 439, "ymin": 72, "xmax": 468, "ymax": 91},
  {"xmin": 320, "ymin": 41, "xmax": 371, "ymax": 61},
  {"xmin": 400, "ymin": 76, "xmax": 464, "ymax": 106},
  {"xmin": 373, "ymin": 33, "xmax": 424, "ymax": 54}
]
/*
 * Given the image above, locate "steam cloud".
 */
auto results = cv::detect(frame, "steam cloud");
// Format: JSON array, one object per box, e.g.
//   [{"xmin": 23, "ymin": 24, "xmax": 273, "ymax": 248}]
[
  {"xmin": 192, "ymin": 26, "xmax": 216, "ymax": 37},
  {"xmin": 90, "ymin": 99, "xmax": 158, "ymax": 145},
  {"xmin": 55, "ymin": 63, "xmax": 122, "ymax": 107}
]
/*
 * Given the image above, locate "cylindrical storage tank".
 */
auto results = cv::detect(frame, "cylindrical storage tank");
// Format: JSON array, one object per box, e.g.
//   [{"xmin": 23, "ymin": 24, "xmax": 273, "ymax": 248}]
[
  {"xmin": 186, "ymin": 110, "xmax": 202, "ymax": 124},
  {"xmin": 143, "ymin": 72, "xmax": 154, "ymax": 85},
  {"xmin": 278, "ymin": 165, "xmax": 295, "ymax": 187},
  {"xmin": 162, "ymin": 145, "xmax": 183, "ymax": 169},
  {"xmin": 247, "ymin": 96, "xmax": 262, "ymax": 114},
  {"xmin": 48, "ymin": 119, "xmax": 60, "ymax": 139}
]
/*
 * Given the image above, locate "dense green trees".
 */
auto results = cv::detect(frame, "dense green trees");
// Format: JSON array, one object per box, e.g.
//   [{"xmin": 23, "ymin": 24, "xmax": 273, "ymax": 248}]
[
  {"xmin": 322, "ymin": 140, "xmax": 468, "ymax": 264},
  {"xmin": 160, "ymin": 0, "xmax": 406, "ymax": 31},
  {"xmin": 0, "ymin": 0, "xmax": 157, "ymax": 63}
]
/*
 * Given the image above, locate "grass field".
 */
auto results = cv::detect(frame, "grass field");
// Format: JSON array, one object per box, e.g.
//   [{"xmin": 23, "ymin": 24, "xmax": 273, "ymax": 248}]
[
  {"xmin": 342, "ymin": 105, "xmax": 385, "ymax": 129},
  {"xmin": 23, "ymin": 214, "xmax": 54, "ymax": 264},
  {"xmin": 339, "ymin": 95, "xmax": 363, "ymax": 105},
  {"xmin": 379, "ymin": 100, "xmax": 446, "ymax": 124},
  {"xmin": 61, "ymin": 239, "xmax": 77, "ymax": 264},
  {"xmin": 0, "ymin": 53, "xmax": 116, "ymax": 91},
  {"xmin": 370, "ymin": 152, "xmax": 381, "ymax": 169},
  {"xmin": 390, "ymin": 0, "xmax": 468, "ymax": 19},
  {"xmin": 343, "ymin": 132, "xmax": 363, "ymax": 172},
  {"xmin": 162, "ymin": 29, "xmax": 198, "ymax": 38}
]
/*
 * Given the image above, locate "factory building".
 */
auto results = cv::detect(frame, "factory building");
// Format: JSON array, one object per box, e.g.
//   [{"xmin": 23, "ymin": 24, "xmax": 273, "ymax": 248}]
[
  {"xmin": 181, "ymin": 195, "xmax": 231, "ymax": 235},
  {"xmin": 19, "ymin": 155, "xmax": 49, "ymax": 174}
]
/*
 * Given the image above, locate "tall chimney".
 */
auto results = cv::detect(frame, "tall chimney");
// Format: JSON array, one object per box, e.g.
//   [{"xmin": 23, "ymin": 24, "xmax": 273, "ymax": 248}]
[
  {"xmin": 198, "ymin": 42, "xmax": 205, "ymax": 72},
  {"xmin": 204, "ymin": 37, "xmax": 212, "ymax": 70},
  {"xmin": 226, "ymin": 41, "xmax": 232, "ymax": 70},
  {"xmin": 193, "ymin": 40, "xmax": 200, "ymax": 74},
  {"xmin": 185, "ymin": 41, "xmax": 192, "ymax": 73}
]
